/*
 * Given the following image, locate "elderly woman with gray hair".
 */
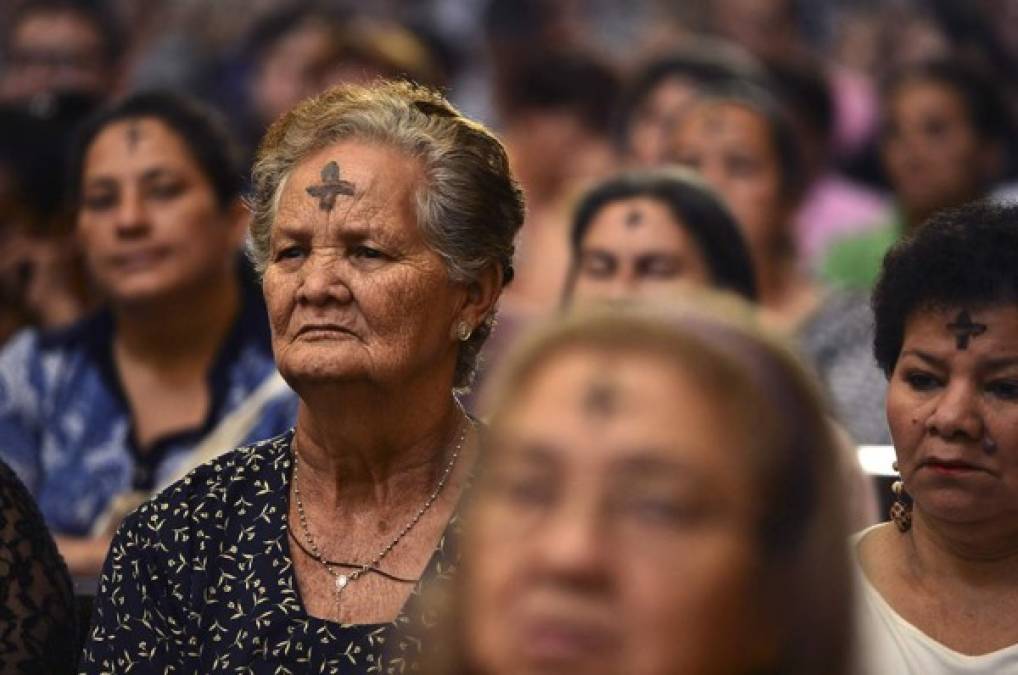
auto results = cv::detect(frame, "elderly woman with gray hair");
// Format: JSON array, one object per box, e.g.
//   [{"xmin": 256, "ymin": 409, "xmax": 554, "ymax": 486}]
[{"xmin": 80, "ymin": 81, "xmax": 524, "ymax": 673}]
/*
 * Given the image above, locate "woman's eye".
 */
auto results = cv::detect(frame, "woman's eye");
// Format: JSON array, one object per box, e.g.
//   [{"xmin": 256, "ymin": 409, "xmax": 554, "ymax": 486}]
[
  {"xmin": 147, "ymin": 181, "xmax": 185, "ymax": 201},
  {"xmin": 986, "ymin": 380, "xmax": 1018, "ymax": 401},
  {"xmin": 82, "ymin": 193, "xmax": 116, "ymax": 211},
  {"xmin": 618, "ymin": 496, "xmax": 705, "ymax": 528},
  {"xmin": 274, "ymin": 246, "xmax": 306, "ymax": 261},
  {"xmin": 353, "ymin": 246, "xmax": 384, "ymax": 260},
  {"xmin": 904, "ymin": 370, "xmax": 941, "ymax": 391}
]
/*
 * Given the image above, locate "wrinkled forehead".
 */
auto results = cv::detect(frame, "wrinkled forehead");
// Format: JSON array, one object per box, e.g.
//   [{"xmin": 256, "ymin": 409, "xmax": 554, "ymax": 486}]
[{"xmin": 272, "ymin": 139, "xmax": 425, "ymax": 230}]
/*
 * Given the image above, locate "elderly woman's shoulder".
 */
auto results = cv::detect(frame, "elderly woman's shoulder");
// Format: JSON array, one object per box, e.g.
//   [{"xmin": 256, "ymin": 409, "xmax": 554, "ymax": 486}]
[{"xmin": 116, "ymin": 431, "xmax": 293, "ymax": 544}]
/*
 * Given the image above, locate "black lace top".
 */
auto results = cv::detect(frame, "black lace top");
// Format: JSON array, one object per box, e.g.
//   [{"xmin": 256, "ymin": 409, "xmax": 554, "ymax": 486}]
[
  {"xmin": 80, "ymin": 431, "xmax": 460, "ymax": 674},
  {"xmin": 0, "ymin": 458, "xmax": 79, "ymax": 674}
]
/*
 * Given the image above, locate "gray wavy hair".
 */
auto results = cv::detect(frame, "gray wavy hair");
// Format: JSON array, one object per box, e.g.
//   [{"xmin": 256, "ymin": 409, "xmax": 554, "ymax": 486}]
[{"xmin": 247, "ymin": 80, "xmax": 526, "ymax": 390}]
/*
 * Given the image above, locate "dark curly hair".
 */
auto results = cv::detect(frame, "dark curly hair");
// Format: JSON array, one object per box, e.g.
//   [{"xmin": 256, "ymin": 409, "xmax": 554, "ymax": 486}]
[{"xmin": 872, "ymin": 200, "xmax": 1018, "ymax": 376}]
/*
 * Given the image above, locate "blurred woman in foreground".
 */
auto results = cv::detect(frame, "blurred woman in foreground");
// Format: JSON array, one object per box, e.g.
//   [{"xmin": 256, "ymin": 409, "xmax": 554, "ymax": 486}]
[{"xmin": 429, "ymin": 302, "xmax": 853, "ymax": 675}]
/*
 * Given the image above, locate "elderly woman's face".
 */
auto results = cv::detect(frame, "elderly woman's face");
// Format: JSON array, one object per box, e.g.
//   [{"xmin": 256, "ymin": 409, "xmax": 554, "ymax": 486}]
[
  {"xmin": 263, "ymin": 140, "xmax": 466, "ymax": 388},
  {"xmin": 887, "ymin": 305, "xmax": 1018, "ymax": 526},
  {"xmin": 77, "ymin": 117, "xmax": 243, "ymax": 307},
  {"xmin": 571, "ymin": 197, "xmax": 712, "ymax": 304},
  {"xmin": 464, "ymin": 347, "xmax": 772, "ymax": 675}
]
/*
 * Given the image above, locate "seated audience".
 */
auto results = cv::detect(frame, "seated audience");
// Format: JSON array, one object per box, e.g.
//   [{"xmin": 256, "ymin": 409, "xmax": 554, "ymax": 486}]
[
  {"xmin": 856, "ymin": 201, "xmax": 1018, "ymax": 673},
  {"xmin": 0, "ymin": 91, "xmax": 297, "ymax": 576},
  {"xmin": 822, "ymin": 59, "xmax": 1009, "ymax": 290},
  {"xmin": 427, "ymin": 302, "xmax": 853, "ymax": 675},
  {"xmin": 0, "ymin": 456, "xmax": 78, "ymax": 674},
  {"xmin": 667, "ymin": 84, "xmax": 890, "ymax": 442},
  {"xmin": 80, "ymin": 80, "xmax": 524, "ymax": 673}
]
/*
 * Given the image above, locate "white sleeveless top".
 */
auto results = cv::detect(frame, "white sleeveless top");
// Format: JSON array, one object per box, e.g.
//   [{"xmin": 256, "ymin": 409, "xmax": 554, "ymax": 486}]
[{"xmin": 852, "ymin": 525, "xmax": 1018, "ymax": 674}]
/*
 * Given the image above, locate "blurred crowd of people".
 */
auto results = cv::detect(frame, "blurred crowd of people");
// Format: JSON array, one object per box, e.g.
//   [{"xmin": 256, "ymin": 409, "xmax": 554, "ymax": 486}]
[{"xmin": 0, "ymin": 0, "xmax": 1017, "ymax": 673}]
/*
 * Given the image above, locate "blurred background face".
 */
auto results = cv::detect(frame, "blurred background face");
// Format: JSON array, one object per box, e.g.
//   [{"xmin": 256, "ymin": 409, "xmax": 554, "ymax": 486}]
[
  {"xmin": 627, "ymin": 76, "xmax": 699, "ymax": 166},
  {"xmin": 571, "ymin": 197, "xmax": 711, "ymax": 303},
  {"xmin": 77, "ymin": 117, "xmax": 241, "ymax": 307},
  {"xmin": 881, "ymin": 80, "xmax": 993, "ymax": 219},
  {"xmin": 464, "ymin": 346, "xmax": 770, "ymax": 675},
  {"xmin": 250, "ymin": 20, "xmax": 331, "ymax": 128},
  {"xmin": 668, "ymin": 102, "xmax": 788, "ymax": 259},
  {"xmin": 1, "ymin": 8, "xmax": 111, "ymax": 102}
]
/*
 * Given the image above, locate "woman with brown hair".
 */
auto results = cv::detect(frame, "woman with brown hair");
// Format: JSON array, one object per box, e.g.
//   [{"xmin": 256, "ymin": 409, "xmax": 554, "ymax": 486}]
[{"xmin": 427, "ymin": 300, "xmax": 854, "ymax": 675}]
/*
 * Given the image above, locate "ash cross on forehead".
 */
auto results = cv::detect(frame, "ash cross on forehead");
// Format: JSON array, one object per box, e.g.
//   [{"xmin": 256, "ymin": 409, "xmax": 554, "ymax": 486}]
[
  {"xmin": 306, "ymin": 161, "xmax": 355, "ymax": 212},
  {"xmin": 625, "ymin": 208, "xmax": 643, "ymax": 228},
  {"xmin": 584, "ymin": 378, "xmax": 620, "ymax": 417},
  {"xmin": 947, "ymin": 309, "xmax": 987, "ymax": 350},
  {"xmin": 126, "ymin": 122, "xmax": 141, "ymax": 151}
]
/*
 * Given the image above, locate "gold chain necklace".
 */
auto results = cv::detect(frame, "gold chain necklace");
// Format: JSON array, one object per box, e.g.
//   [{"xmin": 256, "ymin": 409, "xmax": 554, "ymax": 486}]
[{"xmin": 290, "ymin": 413, "xmax": 470, "ymax": 605}]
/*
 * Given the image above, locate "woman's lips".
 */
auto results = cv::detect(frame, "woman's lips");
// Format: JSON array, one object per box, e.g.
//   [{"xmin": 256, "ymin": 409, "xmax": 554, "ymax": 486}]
[
  {"xmin": 518, "ymin": 616, "xmax": 618, "ymax": 665},
  {"xmin": 920, "ymin": 459, "xmax": 985, "ymax": 476},
  {"xmin": 295, "ymin": 324, "xmax": 356, "ymax": 340},
  {"xmin": 109, "ymin": 248, "xmax": 169, "ymax": 272}
]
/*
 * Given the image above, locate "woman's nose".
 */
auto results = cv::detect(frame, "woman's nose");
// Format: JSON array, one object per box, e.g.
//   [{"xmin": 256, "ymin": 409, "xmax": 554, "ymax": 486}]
[
  {"xmin": 297, "ymin": 253, "xmax": 352, "ymax": 306},
  {"xmin": 926, "ymin": 381, "xmax": 983, "ymax": 441},
  {"xmin": 530, "ymin": 497, "xmax": 611, "ymax": 590},
  {"xmin": 113, "ymin": 191, "xmax": 149, "ymax": 238}
]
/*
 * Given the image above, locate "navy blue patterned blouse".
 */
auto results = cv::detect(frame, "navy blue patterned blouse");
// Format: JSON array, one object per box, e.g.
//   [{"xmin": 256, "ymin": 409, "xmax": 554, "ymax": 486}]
[
  {"xmin": 0, "ymin": 283, "xmax": 298, "ymax": 536},
  {"xmin": 80, "ymin": 431, "xmax": 460, "ymax": 674}
]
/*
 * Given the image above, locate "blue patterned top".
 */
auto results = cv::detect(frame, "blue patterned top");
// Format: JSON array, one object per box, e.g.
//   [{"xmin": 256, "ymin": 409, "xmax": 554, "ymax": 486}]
[
  {"xmin": 0, "ymin": 287, "xmax": 298, "ymax": 536},
  {"xmin": 80, "ymin": 431, "xmax": 460, "ymax": 674}
]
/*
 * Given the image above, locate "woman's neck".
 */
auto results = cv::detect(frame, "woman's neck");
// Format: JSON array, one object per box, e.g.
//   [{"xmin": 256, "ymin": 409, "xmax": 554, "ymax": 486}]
[
  {"xmin": 113, "ymin": 267, "xmax": 240, "ymax": 368},
  {"xmin": 755, "ymin": 251, "xmax": 819, "ymax": 331},
  {"xmin": 293, "ymin": 379, "xmax": 468, "ymax": 510},
  {"xmin": 907, "ymin": 509, "xmax": 1018, "ymax": 589}
]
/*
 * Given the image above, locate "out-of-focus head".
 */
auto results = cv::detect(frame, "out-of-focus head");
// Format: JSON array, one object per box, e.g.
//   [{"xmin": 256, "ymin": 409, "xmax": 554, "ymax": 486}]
[
  {"xmin": 496, "ymin": 50, "xmax": 620, "ymax": 198},
  {"xmin": 450, "ymin": 302, "xmax": 851, "ymax": 675},
  {"xmin": 667, "ymin": 84, "xmax": 804, "ymax": 262},
  {"xmin": 874, "ymin": 202, "xmax": 1018, "ymax": 529},
  {"xmin": 619, "ymin": 43, "xmax": 763, "ymax": 166},
  {"xmin": 70, "ymin": 91, "xmax": 246, "ymax": 308},
  {"xmin": 563, "ymin": 167, "xmax": 757, "ymax": 305},
  {"xmin": 249, "ymin": 81, "xmax": 524, "ymax": 392},
  {"xmin": 879, "ymin": 59, "xmax": 1007, "ymax": 222},
  {"xmin": 245, "ymin": 5, "xmax": 345, "ymax": 129},
  {"xmin": 706, "ymin": 0, "xmax": 807, "ymax": 64},
  {"xmin": 313, "ymin": 19, "xmax": 445, "ymax": 91},
  {"xmin": 1, "ymin": 0, "xmax": 121, "ymax": 103}
]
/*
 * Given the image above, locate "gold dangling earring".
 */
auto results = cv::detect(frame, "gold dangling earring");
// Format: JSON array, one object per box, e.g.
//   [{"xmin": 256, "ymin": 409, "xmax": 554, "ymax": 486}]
[{"xmin": 889, "ymin": 461, "xmax": 912, "ymax": 532}]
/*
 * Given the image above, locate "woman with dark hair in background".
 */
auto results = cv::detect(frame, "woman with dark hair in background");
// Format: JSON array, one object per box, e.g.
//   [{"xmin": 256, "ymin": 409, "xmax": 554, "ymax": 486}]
[
  {"xmin": 562, "ymin": 166, "xmax": 757, "ymax": 304},
  {"xmin": 856, "ymin": 201, "xmax": 1018, "ymax": 672},
  {"xmin": 618, "ymin": 44, "xmax": 762, "ymax": 168},
  {"xmin": 667, "ymin": 83, "xmax": 890, "ymax": 443},
  {"xmin": 0, "ymin": 91, "xmax": 297, "ymax": 576},
  {"xmin": 822, "ymin": 59, "xmax": 1009, "ymax": 291}
]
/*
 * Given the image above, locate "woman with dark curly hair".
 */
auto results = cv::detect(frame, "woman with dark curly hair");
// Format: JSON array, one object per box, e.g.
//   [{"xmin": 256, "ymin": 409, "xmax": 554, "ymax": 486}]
[{"xmin": 856, "ymin": 201, "xmax": 1018, "ymax": 673}]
